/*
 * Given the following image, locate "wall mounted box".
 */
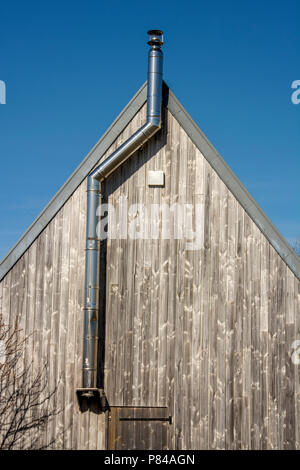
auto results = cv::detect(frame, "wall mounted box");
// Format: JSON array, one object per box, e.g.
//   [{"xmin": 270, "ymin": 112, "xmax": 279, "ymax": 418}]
[{"xmin": 148, "ymin": 170, "xmax": 165, "ymax": 186}]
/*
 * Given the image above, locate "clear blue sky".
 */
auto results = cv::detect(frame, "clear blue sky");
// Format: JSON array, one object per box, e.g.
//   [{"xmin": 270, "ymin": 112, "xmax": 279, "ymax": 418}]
[{"xmin": 0, "ymin": 0, "xmax": 299, "ymax": 260}]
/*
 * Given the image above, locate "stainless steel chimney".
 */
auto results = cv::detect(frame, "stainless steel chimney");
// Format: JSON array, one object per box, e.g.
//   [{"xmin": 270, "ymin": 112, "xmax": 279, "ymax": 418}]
[{"xmin": 77, "ymin": 30, "xmax": 164, "ymax": 411}]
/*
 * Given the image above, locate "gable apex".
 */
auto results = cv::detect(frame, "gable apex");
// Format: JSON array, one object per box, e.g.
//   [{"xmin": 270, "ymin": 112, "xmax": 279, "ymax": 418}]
[{"xmin": 0, "ymin": 81, "xmax": 299, "ymax": 281}]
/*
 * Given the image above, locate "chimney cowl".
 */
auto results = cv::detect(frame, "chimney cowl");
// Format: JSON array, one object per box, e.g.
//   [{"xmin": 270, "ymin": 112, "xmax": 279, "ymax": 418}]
[{"xmin": 147, "ymin": 29, "xmax": 164, "ymax": 47}]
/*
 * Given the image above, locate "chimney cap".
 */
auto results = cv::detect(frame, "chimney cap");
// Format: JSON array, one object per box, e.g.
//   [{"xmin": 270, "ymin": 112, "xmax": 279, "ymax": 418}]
[{"xmin": 147, "ymin": 30, "xmax": 164, "ymax": 46}]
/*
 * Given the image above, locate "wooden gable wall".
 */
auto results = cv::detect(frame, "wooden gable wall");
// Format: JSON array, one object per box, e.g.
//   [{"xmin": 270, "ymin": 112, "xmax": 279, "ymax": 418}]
[{"xmin": 0, "ymin": 103, "xmax": 299, "ymax": 449}]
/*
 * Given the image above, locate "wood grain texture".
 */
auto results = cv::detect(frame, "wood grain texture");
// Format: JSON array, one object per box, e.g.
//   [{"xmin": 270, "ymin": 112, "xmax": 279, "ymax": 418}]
[
  {"xmin": 0, "ymin": 105, "xmax": 299, "ymax": 449},
  {"xmin": 103, "ymin": 109, "xmax": 300, "ymax": 449}
]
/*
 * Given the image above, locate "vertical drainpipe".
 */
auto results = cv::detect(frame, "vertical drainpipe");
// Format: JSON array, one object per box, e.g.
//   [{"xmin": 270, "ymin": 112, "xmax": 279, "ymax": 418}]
[{"xmin": 77, "ymin": 30, "xmax": 164, "ymax": 411}]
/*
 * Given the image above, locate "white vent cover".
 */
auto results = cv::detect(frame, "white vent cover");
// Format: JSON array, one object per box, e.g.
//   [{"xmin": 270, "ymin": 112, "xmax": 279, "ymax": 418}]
[{"xmin": 148, "ymin": 170, "xmax": 165, "ymax": 187}]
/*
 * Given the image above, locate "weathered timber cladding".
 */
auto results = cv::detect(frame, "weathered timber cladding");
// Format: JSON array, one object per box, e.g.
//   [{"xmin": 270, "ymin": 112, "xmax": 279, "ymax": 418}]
[
  {"xmin": 0, "ymin": 104, "xmax": 299, "ymax": 449},
  {"xmin": 104, "ymin": 108, "xmax": 300, "ymax": 449}
]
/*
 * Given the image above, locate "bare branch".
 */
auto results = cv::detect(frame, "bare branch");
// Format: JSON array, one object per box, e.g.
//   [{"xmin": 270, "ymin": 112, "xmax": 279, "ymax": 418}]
[{"xmin": 0, "ymin": 315, "xmax": 63, "ymax": 450}]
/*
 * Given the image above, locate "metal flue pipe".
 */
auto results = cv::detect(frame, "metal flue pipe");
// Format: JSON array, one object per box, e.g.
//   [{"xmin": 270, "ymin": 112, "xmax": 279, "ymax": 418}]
[
  {"xmin": 90, "ymin": 31, "xmax": 164, "ymax": 181},
  {"xmin": 77, "ymin": 30, "xmax": 164, "ymax": 411}
]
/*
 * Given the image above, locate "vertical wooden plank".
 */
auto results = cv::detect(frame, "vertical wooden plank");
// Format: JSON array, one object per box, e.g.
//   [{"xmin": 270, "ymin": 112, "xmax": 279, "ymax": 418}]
[
  {"xmin": 48, "ymin": 208, "xmax": 63, "ymax": 447},
  {"xmin": 16, "ymin": 251, "xmax": 28, "ymax": 354},
  {"xmin": 156, "ymin": 105, "xmax": 170, "ymax": 409},
  {"xmin": 166, "ymin": 111, "xmax": 179, "ymax": 449},
  {"xmin": 140, "ymin": 131, "xmax": 152, "ymax": 406},
  {"xmin": 130, "ymin": 138, "xmax": 144, "ymax": 407},
  {"xmin": 25, "ymin": 241, "xmax": 37, "ymax": 448},
  {"xmin": 277, "ymin": 257, "xmax": 286, "ymax": 449},
  {"xmin": 55, "ymin": 199, "xmax": 71, "ymax": 448},
  {"xmin": 8, "ymin": 259, "xmax": 24, "ymax": 449},
  {"xmin": 268, "ymin": 247, "xmax": 279, "ymax": 449},
  {"xmin": 216, "ymin": 179, "xmax": 227, "ymax": 449},
  {"xmin": 64, "ymin": 190, "xmax": 79, "ymax": 449},
  {"xmin": 157, "ymin": 132, "xmax": 169, "ymax": 408},
  {"xmin": 173, "ymin": 120, "xmax": 185, "ymax": 449},
  {"xmin": 250, "ymin": 224, "xmax": 262, "ymax": 449},
  {"xmin": 241, "ymin": 213, "xmax": 252, "ymax": 449},
  {"xmin": 118, "ymin": 120, "xmax": 132, "ymax": 408},
  {"xmin": 149, "ymin": 130, "xmax": 163, "ymax": 409},
  {"xmin": 40, "ymin": 222, "xmax": 54, "ymax": 448},
  {"xmin": 233, "ymin": 204, "xmax": 244, "ymax": 449},
  {"xmin": 112, "ymin": 134, "xmax": 125, "ymax": 408},
  {"xmin": 260, "ymin": 238, "xmax": 270, "ymax": 449},
  {"xmin": 225, "ymin": 193, "xmax": 236, "ymax": 449},
  {"xmin": 178, "ymin": 124, "xmax": 191, "ymax": 450},
  {"xmin": 33, "ymin": 229, "xmax": 46, "ymax": 448},
  {"xmin": 207, "ymin": 168, "xmax": 219, "ymax": 449},
  {"xmin": 199, "ymin": 160, "xmax": 211, "ymax": 449},
  {"xmin": 191, "ymin": 148, "xmax": 204, "ymax": 449}
]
